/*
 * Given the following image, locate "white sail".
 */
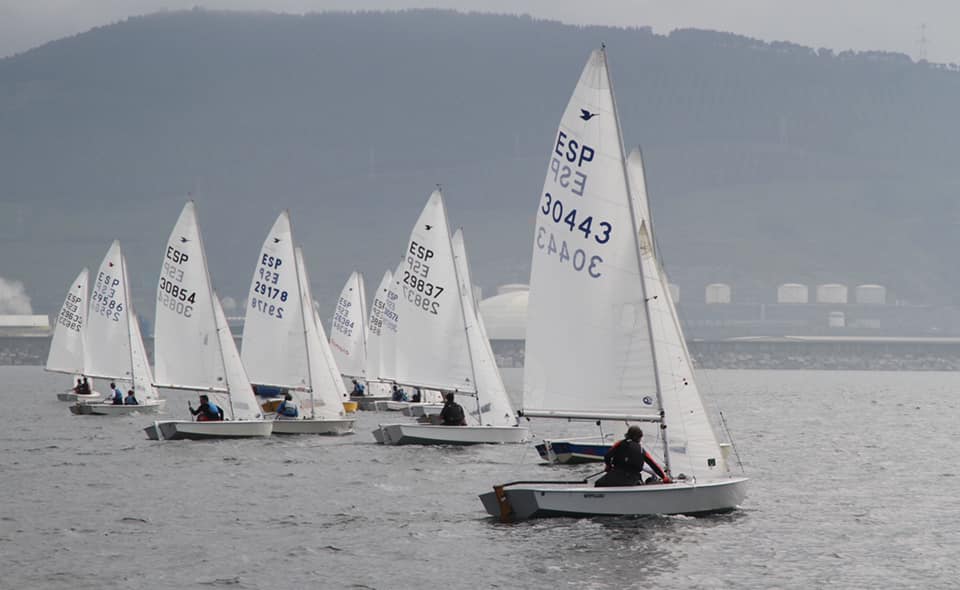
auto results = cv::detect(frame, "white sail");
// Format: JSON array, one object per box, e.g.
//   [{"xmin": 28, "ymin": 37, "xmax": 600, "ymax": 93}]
[
  {"xmin": 295, "ymin": 248, "xmax": 347, "ymax": 419},
  {"xmin": 451, "ymin": 229, "xmax": 517, "ymax": 426},
  {"xmin": 153, "ymin": 202, "xmax": 227, "ymax": 391},
  {"xmin": 365, "ymin": 269, "xmax": 394, "ymax": 383},
  {"xmin": 523, "ymin": 49, "xmax": 660, "ymax": 420},
  {"xmin": 46, "ymin": 268, "xmax": 89, "ymax": 375},
  {"xmin": 212, "ymin": 292, "xmax": 261, "ymax": 420},
  {"xmin": 391, "ymin": 190, "xmax": 475, "ymax": 393},
  {"xmin": 241, "ymin": 211, "xmax": 309, "ymax": 390},
  {"xmin": 84, "ymin": 241, "xmax": 133, "ymax": 381},
  {"xmin": 626, "ymin": 147, "xmax": 656, "ymax": 255},
  {"xmin": 125, "ymin": 272, "xmax": 159, "ymax": 402},
  {"xmin": 329, "ymin": 271, "xmax": 368, "ymax": 379}
]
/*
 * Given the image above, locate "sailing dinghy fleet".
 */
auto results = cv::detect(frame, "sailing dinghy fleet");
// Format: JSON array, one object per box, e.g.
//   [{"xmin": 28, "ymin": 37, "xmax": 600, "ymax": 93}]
[{"xmin": 42, "ymin": 47, "xmax": 746, "ymax": 519}]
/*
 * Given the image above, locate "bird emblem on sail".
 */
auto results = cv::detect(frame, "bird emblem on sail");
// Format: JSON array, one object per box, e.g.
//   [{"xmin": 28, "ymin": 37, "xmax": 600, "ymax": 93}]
[
  {"xmin": 273, "ymin": 237, "xmax": 281, "ymax": 244},
  {"xmin": 580, "ymin": 109, "xmax": 598, "ymax": 121},
  {"xmin": 425, "ymin": 224, "xmax": 433, "ymax": 231},
  {"xmin": 180, "ymin": 237, "xmax": 189, "ymax": 243}
]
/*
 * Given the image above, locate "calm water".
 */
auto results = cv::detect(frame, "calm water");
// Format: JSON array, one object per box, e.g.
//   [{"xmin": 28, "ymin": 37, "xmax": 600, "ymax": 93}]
[{"xmin": 2, "ymin": 366, "xmax": 958, "ymax": 589}]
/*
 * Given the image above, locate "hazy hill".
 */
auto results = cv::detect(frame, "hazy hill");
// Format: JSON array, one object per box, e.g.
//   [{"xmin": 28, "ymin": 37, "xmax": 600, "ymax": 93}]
[{"xmin": 2, "ymin": 9, "xmax": 959, "ymax": 316}]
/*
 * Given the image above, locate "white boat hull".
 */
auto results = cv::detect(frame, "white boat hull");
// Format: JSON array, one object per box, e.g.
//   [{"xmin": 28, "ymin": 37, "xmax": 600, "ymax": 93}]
[
  {"xmin": 271, "ymin": 417, "xmax": 356, "ymax": 435},
  {"xmin": 144, "ymin": 420, "xmax": 273, "ymax": 440},
  {"xmin": 70, "ymin": 400, "xmax": 165, "ymax": 416},
  {"xmin": 479, "ymin": 477, "xmax": 748, "ymax": 521},
  {"xmin": 373, "ymin": 423, "xmax": 530, "ymax": 445},
  {"xmin": 57, "ymin": 391, "xmax": 103, "ymax": 402}
]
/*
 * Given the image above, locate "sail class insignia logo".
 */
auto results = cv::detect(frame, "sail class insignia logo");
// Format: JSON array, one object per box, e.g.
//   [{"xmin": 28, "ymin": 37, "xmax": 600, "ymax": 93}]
[
  {"xmin": 425, "ymin": 224, "xmax": 433, "ymax": 231},
  {"xmin": 179, "ymin": 236, "xmax": 189, "ymax": 243},
  {"xmin": 273, "ymin": 237, "xmax": 281, "ymax": 244},
  {"xmin": 580, "ymin": 109, "xmax": 597, "ymax": 121}
]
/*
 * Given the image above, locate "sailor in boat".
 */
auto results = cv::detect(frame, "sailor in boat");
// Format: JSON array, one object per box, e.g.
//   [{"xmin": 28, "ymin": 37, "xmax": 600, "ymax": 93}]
[
  {"xmin": 109, "ymin": 382, "xmax": 124, "ymax": 405},
  {"xmin": 73, "ymin": 378, "xmax": 84, "ymax": 394},
  {"xmin": 391, "ymin": 384, "xmax": 408, "ymax": 402},
  {"xmin": 411, "ymin": 387, "xmax": 422, "ymax": 403},
  {"xmin": 595, "ymin": 426, "xmax": 672, "ymax": 487},
  {"xmin": 124, "ymin": 389, "xmax": 139, "ymax": 405},
  {"xmin": 350, "ymin": 379, "xmax": 365, "ymax": 396},
  {"xmin": 275, "ymin": 393, "xmax": 299, "ymax": 420},
  {"xmin": 77, "ymin": 376, "xmax": 92, "ymax": 396},
  {"xmin": 189, "ymin": 394, "xmax": 224, "ymax": 422},
  {"xmin": 439, "ymin": 393, "xmax": 466, "ymax": 426}
]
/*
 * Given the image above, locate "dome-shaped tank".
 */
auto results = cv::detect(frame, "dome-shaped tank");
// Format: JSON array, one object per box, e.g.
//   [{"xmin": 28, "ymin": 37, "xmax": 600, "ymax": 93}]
[{"xmin": 478, "ymin": 284, "xmax": 529, "ymax": 340}]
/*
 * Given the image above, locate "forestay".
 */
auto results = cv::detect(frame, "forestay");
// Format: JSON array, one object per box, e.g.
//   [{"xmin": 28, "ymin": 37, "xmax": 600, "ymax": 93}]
[
  {"xmin": 84, "ymin": 241, "xmax": 133, "ymax": 381},
  {"xmin": 391, "ymin": 191, "xmax": 475, "ymax": 393},
  {"xmin": 241, "ymin": 211, "xmax": 309, "ymax": 390},
  {"xmin": 329, "ymin": 271, "xmax": 368, "ymax": 379},
  {"xmin": 153, "ymin": 202, "xmax": 226, "ymax": 392},
  {"xmin": 523, "ymin": 49, "xmax": 660, "ymax": 420},
  {"xmin": 46, "ymin": 268, "xmax": 89, "ymax": 375},
  {"xmin": 294, "ymin": 247, "xmax": 348, "ymax": 419},
  {"xmin": 451, "ymin": 229, "xmax": 517, "ymax": 426}
]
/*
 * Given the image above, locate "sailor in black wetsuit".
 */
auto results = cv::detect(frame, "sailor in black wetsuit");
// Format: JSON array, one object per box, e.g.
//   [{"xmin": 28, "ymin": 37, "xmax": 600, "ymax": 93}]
[{"xmin": 595, "ymin": 425, "xmax": 671, "ymax": 487}]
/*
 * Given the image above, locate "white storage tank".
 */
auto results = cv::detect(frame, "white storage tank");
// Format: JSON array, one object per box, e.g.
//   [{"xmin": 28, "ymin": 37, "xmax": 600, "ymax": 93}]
[
  {"xmin": 705, "ymin": 283, "xmax": 731, "ymax": 304},
  {"xmin": 816, "ymin": 283, "xmax": 848, "ymax": 304},
  {"xmin": 777, "ymin": 283, "xmax": 809, "ymax": 304},
  {"xmin": 668, "ymin": 283, "xmax": 680, "ymax": 303},
  {"xmin": 855, "ymin": 284, "xmax": 886, "ymax": 305}
]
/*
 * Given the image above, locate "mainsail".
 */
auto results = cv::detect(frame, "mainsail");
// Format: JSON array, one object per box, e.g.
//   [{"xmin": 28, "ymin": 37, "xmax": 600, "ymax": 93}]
[
  {"xmin": 523, "ymin": 49, "xmax": 659, "ymax": 421},
  {"xmin": 46, "ymin": 268, "xmax": 89, "ymax": 375},
  {"xmin": 329, "ymin": 271, "xmax": 368, "ymax": 379}
]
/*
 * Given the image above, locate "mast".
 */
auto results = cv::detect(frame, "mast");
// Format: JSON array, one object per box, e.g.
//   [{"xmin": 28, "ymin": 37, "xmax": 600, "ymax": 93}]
[
  {"xmin": 603, "ymin": 47, "xmax": 672, "ymax": 473},
  {"xmin": 120, "ymin": 249, "xmax": 137, "ymax": 385}
]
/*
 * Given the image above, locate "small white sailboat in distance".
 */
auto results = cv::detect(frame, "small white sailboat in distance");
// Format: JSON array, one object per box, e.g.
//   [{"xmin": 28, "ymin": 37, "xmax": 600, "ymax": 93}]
[
  {"xmin": 358, "ymin": 269, "xmax": 399, "ymax": 409},
  {"xmin": 330, "ymin": 271, "xmax": 368, "ymax": 395},
  {"xmin": 70, "ymin": 240, "xmax": 164, "ymax": 415},
  {"xmin": 47, "ymin": 268, "xmax": 102, "ymax": 402},
  {"xmin": 479, "ymin": 48, "xmax": 747, "ymax": 520},
  {"xmin": 144, "ymin": 201, "xmax": 271, "ymax": 440},
  {"xmin": 373, "ymin": 190, "xmax": 529, "ymax": 445},
  {"xmin": 240, "ymin": 211, "xmax": 354, "ymax": 435}
]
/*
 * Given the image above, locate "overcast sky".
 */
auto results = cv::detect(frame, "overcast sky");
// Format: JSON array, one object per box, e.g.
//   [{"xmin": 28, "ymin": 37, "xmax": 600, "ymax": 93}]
[{"xmin": 0, "ymin": 0, "xmax": 957, "ymax": 63}]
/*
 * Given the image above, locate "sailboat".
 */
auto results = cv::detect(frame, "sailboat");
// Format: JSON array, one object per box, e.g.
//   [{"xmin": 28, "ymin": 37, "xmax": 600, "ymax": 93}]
[
  {"xmin": 70, "ymin": 241, "xmax": 164, "ymax": 415},
  {"xmin": 372, "ymin": 190, "xmax": 529, "ymax": 445},
  {"xmin": 479, "ymin": 49, "xmax": 747, "ymax": 519},
  {"xmin": 534, "ymin": 146, "xmax": 658, "ymax": 463},
  {"xmin": 330, "ymin": 270, "xmax": 368, "ymax": 410},
  {"xmin": 47, "ymin": 269, "xmax": 102, "ymax": 402},
  {"xmin": 144, "ymin": 202, "xmax": 272, "ymax": 440},
  {"xmin": 357, "ymin": 269, "xmax": 399, "ymax": 410},
  {"xmin": 240, "ymin": 212, "xmax": 355, "ymax": 435}
]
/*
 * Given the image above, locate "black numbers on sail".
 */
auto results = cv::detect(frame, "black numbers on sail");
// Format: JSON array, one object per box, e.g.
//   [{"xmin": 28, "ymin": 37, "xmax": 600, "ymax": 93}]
[
  {"xmin": 253, "ymin": 281, "xmax": 288, "ymax": 301},
  {"xmin": 402, "ymin": 271, "xmax": 444, "ymax": 298},
  {"xmin": 536, "ymin": 227, "xmax": 603, "ymax": 278},
  {"xmin": 402, "ymin": 285, "xmax": 439, "ymax": 315},
  {"xmin": 159, "ymin": 278, "xmax": 197, "ymax": 304},
  {"xmin": 250, "ymin": 297, "xmax": 284, "ymax": 319},
  {"xmin": 540, "ymin": 193, "xmax": 612, "ymax": 244}
]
